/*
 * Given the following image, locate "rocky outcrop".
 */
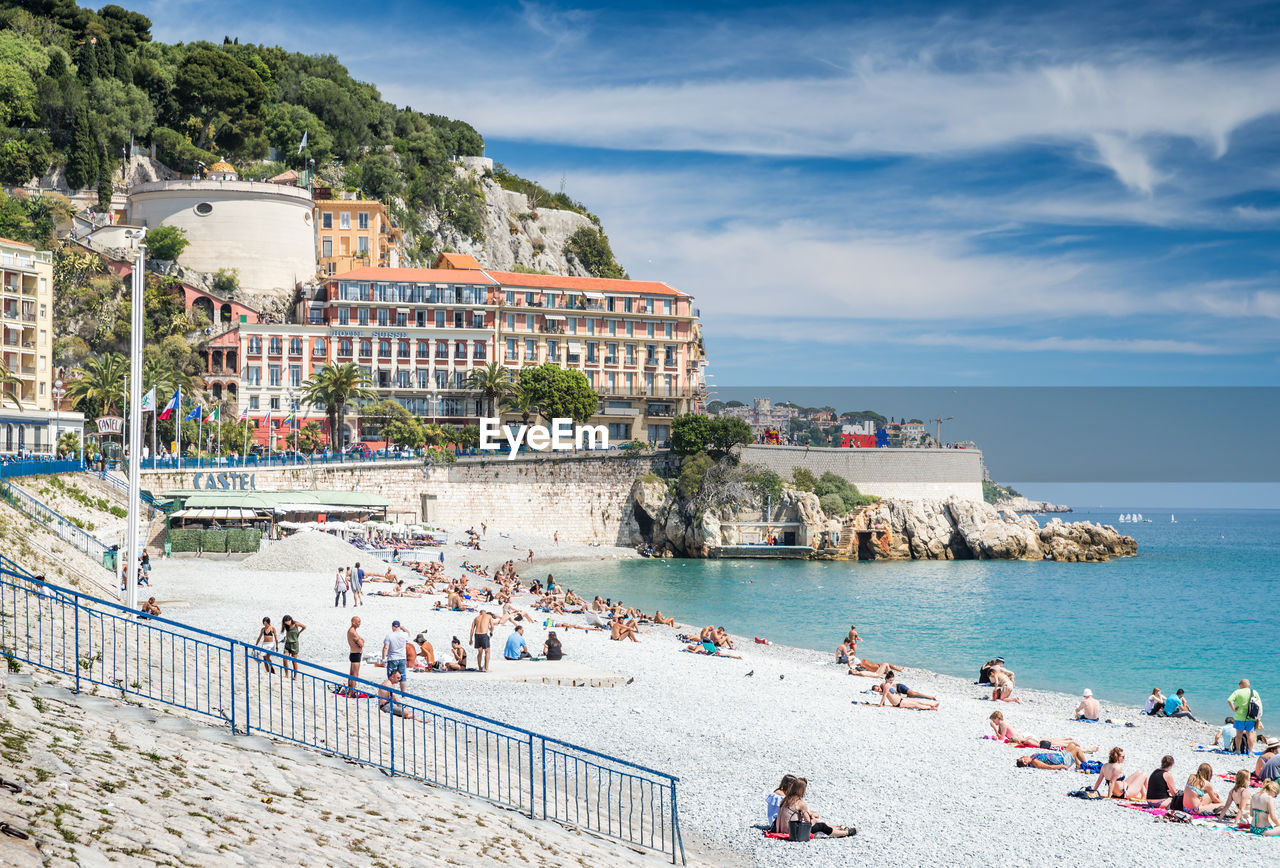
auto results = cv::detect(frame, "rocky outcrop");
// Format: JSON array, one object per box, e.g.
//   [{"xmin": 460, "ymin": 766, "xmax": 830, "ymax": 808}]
[
  {"xmin": 861, "ymin": 498, "xmax": 1134, "ymax": 562},
  {"xmin": 623, "ymin": 474, "xmax": 1135, "ymax": 561},
  {"xmin": 413, "ymin": 161, "xmax": 601, "ymax": 276},
  {"xmin": 994, "ymin": 496, "xmax": 1072, "ymax": 514}
]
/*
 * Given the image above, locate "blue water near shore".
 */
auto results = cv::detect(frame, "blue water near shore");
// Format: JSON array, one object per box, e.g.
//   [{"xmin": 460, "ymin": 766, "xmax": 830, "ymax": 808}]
[{"xmin": 550, "ymin": 508, "xmax": 1280, "ymax": 708}]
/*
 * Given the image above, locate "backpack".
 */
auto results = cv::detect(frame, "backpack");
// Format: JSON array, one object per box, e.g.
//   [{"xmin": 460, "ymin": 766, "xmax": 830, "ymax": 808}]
[{"xmin": 1247, "ymin": 689, "xmax": 1262, "ymax": 720}]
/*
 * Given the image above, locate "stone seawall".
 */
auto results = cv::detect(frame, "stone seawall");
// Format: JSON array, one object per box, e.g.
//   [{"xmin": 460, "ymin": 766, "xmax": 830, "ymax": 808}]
[
  {"xmin": 738, "ymin": 445, "xmax": 984, "ymax": 501},
  {"xmin": 142, "ymin": 455, "xmax": 671, "ymax": 544}
]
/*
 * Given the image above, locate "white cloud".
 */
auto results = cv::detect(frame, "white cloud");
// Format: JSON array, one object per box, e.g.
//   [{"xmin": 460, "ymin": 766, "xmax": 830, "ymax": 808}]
[{"xmin": 1089, "ymin": 133, "xmax": 1162, "ymax": 194}]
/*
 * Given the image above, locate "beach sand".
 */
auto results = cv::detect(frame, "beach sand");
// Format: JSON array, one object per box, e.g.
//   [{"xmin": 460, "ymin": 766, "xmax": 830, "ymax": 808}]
[{"xmin": 149, "ymin": 526, "xmax": 1273, "ymax": 867}]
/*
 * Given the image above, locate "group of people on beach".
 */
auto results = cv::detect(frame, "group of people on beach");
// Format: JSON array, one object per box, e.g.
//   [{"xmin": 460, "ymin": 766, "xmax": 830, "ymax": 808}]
[
  {"xmin": 991, "ymin": 676, "xmax": 1280, "ymax": 836},
  {"xmin": 765, "ymin": 775, "xmax": 855, "ymax": 839}
]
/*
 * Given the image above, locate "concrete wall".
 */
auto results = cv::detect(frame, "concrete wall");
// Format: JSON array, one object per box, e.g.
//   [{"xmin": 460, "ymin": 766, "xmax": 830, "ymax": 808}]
[
  {"xmin": 143, "ymin": 454, "xmax": 670, "ymax": 545},
  {"xmin": 739, "ymin": 445, "xmax": 984, "ymax": 501},
  {"xmin": 128, "ymin": 180, "xmax": 315, "ymax": 295}
]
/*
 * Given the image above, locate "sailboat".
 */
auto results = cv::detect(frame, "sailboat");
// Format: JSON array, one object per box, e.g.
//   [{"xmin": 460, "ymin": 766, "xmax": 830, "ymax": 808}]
[{"xmin": 1171, "ymin": 514, "xmax": 1177, "ymax": 523}]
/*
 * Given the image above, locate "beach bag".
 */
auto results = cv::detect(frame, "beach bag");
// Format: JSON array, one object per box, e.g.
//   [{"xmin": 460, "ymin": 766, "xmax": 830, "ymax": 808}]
[
  {"xmin": 1247, "ymin": 690, "xmax": 1262, "ymax": 720},
  {"xmin": 1081, "ymin": 760, "xmax": 1103, "ymax": 775},
  {"xmin": 788, "ymin": 819, "xmax": 812, "ymax": 842},
  {"xmin": 1068, "ymin": 788, "xmax": 1103, "ymax": 800}
]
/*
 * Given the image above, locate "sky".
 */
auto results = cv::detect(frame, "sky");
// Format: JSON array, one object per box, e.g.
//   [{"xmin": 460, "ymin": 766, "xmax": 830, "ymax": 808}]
[{"xmin": 129, "ymin": 0, "xmax": 1280, "ymax": 504}]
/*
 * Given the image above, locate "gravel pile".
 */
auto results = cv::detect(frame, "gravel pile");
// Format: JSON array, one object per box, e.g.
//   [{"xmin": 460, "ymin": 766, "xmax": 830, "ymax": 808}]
[{"xmin": 241, "ymin": 530, "xmax": 403, "ymax": 575}]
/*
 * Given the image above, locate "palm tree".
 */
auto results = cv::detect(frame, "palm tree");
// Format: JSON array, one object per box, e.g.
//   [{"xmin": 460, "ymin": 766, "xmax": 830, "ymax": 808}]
[
  {"xmin": 500, "ymin": 386, "xmax": 538, "ymax": 426},
  {"xmin": 0, "ymin": 362, "xmax": 23, "ymax": 409},
  {"xmin": 144, "ymin": 356, "xmax": 201, "ymax": 404},
  {"xmin": 464, "ymin": 361, "xmax": 514, "ymax": 418},
  {"xmin": 300, "ymin": 362, "xmax": 375, "ymax": 451},
  {"xmin": 66, "ymin": 353, "xmax": 128, "ymax": 417}
]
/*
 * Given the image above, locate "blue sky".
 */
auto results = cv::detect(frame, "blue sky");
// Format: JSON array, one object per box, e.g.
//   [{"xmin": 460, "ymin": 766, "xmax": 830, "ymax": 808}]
[{"xmin": 131, "ymin": 0, "xmax": 1280, "ymax": 503}]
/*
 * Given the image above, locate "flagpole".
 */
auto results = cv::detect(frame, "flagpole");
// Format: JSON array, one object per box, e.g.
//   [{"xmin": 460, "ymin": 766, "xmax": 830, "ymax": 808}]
[
  {"xmin": 197, "ymin": 412, "xmax": 203, "ymax": 469},
  {"xmin": 242, "ymin": 413, "xmax": 249, "ymax": 459},
  {"xmin": 175, "ymin": 388, "xmax": 182, "ymax": 469},
  {"xmin": 151, "ymin": 406, "xmax": 157, "ymax": 468},
  {"xmin": 125, "ymin": 239, "xmax": 145, "ymax": 610}
]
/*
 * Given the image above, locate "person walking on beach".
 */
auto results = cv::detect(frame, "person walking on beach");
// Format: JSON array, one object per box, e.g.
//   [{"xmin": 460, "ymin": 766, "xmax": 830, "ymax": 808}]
[
  {"xmin": 470, "ymin": 610, "xmax": 495, "ymax": 672},
  {"xmin": 382, "ymin": 620, "xmax": 410, "ymax": 685},
  {"xmin": 346, "ymin": 616, "xmax": 364, "ymax": 690},
  {"xmin": 281, "ymin": 615, "xmax": 306, "ymax": 681},
  {"xmin": 256, "ymin": 617, "xmax": 278, "ymax": 675},
  {"xmin": 334, "ymin": 567, "xmax": 349, "ymax": 607},
  {"xmin": 349, "ymin": 566, "xmax": 363, "ymax": 607},
  {"xmin": 1229, "ymin": 679, "xmax": 1262, "ymax": 754}
]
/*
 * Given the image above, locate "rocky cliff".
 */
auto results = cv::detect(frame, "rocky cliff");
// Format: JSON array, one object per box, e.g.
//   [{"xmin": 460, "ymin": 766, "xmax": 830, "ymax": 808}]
[
  {"xmin": 623, "ymin": 477, "xmax": 1134, "ymax": 562},
  {"xmin": 994, "ymin": 496, "xmax": 1072, "ymax": 514},
  {"xmin": 408, "ymin": 159, "xmax": 601, "ymax": 276}
]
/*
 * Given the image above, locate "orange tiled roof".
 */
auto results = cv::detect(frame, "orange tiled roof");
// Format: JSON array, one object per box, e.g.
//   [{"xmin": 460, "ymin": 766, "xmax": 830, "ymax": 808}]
[
  {"xmin": 485, "ymin": 270, "xmax": 687, "ymax": 297},
  {"xmin": 328, "ymin": 266, "xmax": 497, "ymax": 285},
  {"xmin": 435, "ymin": 252, "xmax": 482, "ymax": 270},
  {"xmin": 0, "ymin": 237, "xmax": 36, "ymax": 250}
]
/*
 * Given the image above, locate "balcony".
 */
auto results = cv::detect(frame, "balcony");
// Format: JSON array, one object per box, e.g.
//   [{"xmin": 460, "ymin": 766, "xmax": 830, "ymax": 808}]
[{"xmin": 602, "ymin": 406, "xmax": 640, "ymax": 416}]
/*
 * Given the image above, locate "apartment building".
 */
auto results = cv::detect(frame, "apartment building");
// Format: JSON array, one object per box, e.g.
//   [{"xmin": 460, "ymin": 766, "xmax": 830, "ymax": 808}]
[
  {"xmin": 488, "ymin": 270, "xmax": 705, "ymax": 444},
  {"xmin": 314, "ymin": 195, "xmax": 401, "ymax": 277},
  {"xmin": 1, "ymin": 237, "xmax": 82, "ymax": 455},
  {"xmin": 208, "ymin": 262, "xmax": 706, "ymax": 447}
]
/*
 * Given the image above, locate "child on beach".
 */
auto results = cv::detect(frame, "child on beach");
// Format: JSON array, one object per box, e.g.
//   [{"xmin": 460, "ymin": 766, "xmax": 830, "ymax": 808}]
[{"xmin": 766, "ymin": 775, "xmax": 797, "ymax": 826}]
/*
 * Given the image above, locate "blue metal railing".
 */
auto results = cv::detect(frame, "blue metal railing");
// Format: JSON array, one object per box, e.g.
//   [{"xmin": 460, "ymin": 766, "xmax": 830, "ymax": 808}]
[
  {"xmin": 92, "ymin": 471, "xmax": 160, "ymax": 518},
  {"xmin": 0, "ymin": 480, "xmax": 111, "ymax": 561},
  {"xmin": 0, "ymin": 458, "xmax": 84, "ymax": 480},
  {"xmin": 0, "ymin": 565, "xmax": 684, "ymax": 863}
]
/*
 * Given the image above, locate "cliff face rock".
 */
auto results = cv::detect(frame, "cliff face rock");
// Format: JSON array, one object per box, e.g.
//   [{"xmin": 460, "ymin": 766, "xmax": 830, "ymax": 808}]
[
  {"xmin": 995, "ymin": 496, "xmax": 1073, "ymax": 514},
  {"xmin": 421, "ymin": 162, "xmax": 600, "ymax": 276},
  {"xmin": 863, "ymin": 497, "xmax": 1133, "ymax": 562},
  {"xmin": 623, "ymin": 474, "xmax": 1136, "ymax": 561}
]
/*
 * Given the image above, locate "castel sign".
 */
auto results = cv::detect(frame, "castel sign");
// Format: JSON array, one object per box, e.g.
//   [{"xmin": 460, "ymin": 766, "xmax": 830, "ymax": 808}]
[
  {"xmin": 478, "ymin": 418, "xmax": 608, "ymax": 459},
  {"xmin": 191, "ymin": 472, "xmax": 257, "ymax": 490}
]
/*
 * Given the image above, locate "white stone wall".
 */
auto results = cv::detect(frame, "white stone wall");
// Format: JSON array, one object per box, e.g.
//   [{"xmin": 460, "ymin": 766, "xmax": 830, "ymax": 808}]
[
  {"xmin": 739, "ymin": 445, "xmax": 984, "ymax": 501},
  {"xmin": 128, "ymin": 180, "xmax": 316, "ymax": 295}
]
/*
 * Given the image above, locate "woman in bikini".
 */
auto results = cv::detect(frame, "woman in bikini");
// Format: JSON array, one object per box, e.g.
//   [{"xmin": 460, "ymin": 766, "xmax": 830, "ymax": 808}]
[
  {"xmin": 1093, "ymin": 747, "xmax": 1129, "ymax": 798},
  {"xmin": 989, "ymin": 711, "xmax": 1035, "ymax": 744},
  {"xmin": 445, "ymin": 636, "xmax": 467, "ymax": 671},
  {"xmin": 255, "ymin": 616, "xmax": 278, "ymax": 675},
  {"xmin": 1250, "ymin": 780, "xmax": 1280, "ymax": 835},
  {"xmin": 879, "ymin": 686, "xmax": 939, "ymax": 710},
  {"xmin": 1218, "ymin": 769, "xmax": 1252, "ymax": 825},
  {"xmin": 1181, "ymin": 763, "xmax": 1224, "ymax": 814}
]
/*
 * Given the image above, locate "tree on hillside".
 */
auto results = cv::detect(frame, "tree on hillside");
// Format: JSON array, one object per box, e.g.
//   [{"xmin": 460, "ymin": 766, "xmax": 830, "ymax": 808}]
[
  {"xmin": 670, "ymin": 413, "xmax": 712, "ymax": 456},
  {"xmin": 565, "ymin": 227, "xmax": 627, "ymax": 280},
  {"xmin": 300, "ymin": 362, "xmax": 375, "ymax": 451},
  {"xmin": 516, "ymin": 364, "xmax": 598, "ymax": 425},
  {"xmin": 144, "ymin": 225, "xmax": 187, "ymax": 261},
  {"xmin": 174, "ymin": 47, "xmax": 266, "ymax": 155},
  {"xmin": 65, "ymin": 103, "xmax": 98, "ymax": 189},
  {"xmin": 707, "ymin": 416, "xmax": 752, "ymax": 460}
]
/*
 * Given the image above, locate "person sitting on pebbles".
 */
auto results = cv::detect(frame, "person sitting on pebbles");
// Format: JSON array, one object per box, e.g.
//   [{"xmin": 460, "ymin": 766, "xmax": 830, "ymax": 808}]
[{"xmin": 872, "ymin": 672, "xmax": 937, "ymax": 702}]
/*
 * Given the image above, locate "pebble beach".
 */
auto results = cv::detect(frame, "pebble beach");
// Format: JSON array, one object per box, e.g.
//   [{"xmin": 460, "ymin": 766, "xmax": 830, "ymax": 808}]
[{"xmin": 149, "ymin": 527, "xmax": 1274, "ymax": 867}]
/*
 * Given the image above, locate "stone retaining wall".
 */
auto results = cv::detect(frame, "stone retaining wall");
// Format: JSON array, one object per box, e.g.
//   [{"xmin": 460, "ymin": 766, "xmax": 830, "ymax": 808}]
[{"xmin": 738, "ymin": 445, "xmax": 984, "ymax": 501}]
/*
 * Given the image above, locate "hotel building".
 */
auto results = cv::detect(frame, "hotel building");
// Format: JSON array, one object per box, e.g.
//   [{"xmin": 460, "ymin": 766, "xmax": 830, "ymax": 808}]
[{"xmin": 212, "ymin": 256, "xmax": 705, "ymax": 447}]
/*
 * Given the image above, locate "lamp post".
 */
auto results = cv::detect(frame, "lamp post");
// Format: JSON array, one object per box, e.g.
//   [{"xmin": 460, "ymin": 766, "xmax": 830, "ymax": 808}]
[
  {"xmin": 51, "ymin": 379, "xmax": 65, "ymax": 458},
  {"xmin": 123, "ymin": 231, "xmax": 146, "ymax": 609}
]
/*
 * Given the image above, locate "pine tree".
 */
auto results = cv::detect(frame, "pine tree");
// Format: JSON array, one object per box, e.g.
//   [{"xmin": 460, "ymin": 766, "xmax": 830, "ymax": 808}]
[
  {"xmin": 76, "ymin": 40, "xmax": 98, "ymax": 82},
  {"xmin": 97, "ymin": 156, "xmax": 115, "ymax": 210},
  {"xmin": 65, "ymin": 106, "xmax": 99, "ymax": 190},
  {"xmin": 113, "ymin": 43, "xmax": 131, "ymax": 84}
]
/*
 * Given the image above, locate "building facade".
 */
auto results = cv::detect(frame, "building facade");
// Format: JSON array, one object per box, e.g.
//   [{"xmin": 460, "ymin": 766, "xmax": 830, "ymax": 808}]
[
  {"xmin": 314, "ymin": 196, "xmax": 401, "ymax": 277},
  {"xmin": 205, "ymin": 262, "xmax": 706, "ymax": 447},
  {"xmin": 1, "ymin": 237, "xmax": 83, "ymax": 455}
]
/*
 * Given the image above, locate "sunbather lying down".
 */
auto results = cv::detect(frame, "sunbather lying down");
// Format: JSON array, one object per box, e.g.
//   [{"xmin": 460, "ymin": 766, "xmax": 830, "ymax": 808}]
[
  {"xmin": 1014, "ymin": 740, "xmax": 1099, "ymax": 770},
  {"xmin": 682, "ymin": 642, "xmax": 742, "ymax": 658}
]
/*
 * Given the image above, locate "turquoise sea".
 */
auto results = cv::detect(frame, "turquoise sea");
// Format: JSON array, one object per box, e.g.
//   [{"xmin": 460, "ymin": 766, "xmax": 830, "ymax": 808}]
[{"xmin": 551, "ymin": 508, "xmax": 1280, "ymax": 708}]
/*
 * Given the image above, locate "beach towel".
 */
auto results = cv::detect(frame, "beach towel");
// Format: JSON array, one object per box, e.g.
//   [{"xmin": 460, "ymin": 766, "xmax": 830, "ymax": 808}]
[
  {"xmin": 680, "ymin": 648, "xmax": 741, "ymax": 659},
  {"xmin": 330, "ymin": 686, "xmax": 373, "ymax": 699},
  {"xmin": 762, "ymin": 831, "xmax": 813, "ymax": 841},
  {"xmin": 1194, "ymin": 745, "xmax": 1263, "ymax": 755},
  {"xmin": 1071, "ymin": 719, "xmax": 1136, "ymax": 727}
]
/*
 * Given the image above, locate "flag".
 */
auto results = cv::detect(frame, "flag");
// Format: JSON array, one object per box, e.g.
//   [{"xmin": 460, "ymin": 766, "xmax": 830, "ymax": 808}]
[
  {"xmin": 204, "ymin": 407, "xmax": 220, "ymax": 423},
  {"xmin": 283, "ymin": 410, "xmax": 297, "ymax": 424},
  {"xmin": 297, "ymin": 130, "xmax": 308, "ymax": 155},
  {"xmin": 140, "ymin": 387, "xmax": 156, "ymax": 413},
  {"xmin": 238, "ymin": 407, "xmax": 248, "ymax": 421},
  {"xmin": 184, "ymin": 405, "xmax": 202, "ymax": 421},
  {"xmin": 158, "ymin": 389, "xmax": 180, "ymax": 420},
  {"xmin": 263, "ymin": 410, "xmax": 272, "ymax": 426}
]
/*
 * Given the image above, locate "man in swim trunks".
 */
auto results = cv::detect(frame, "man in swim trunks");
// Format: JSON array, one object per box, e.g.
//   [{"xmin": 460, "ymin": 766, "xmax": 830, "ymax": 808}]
[
  {"xmin": 378, "ymin": 669, "xmax": 412, "ymax": 719},
  {"xmin": 1016, "ymin": 752, "xmax": 1075, "ymax": 770},
  {"xmin": 346, "ymin": 616, "xmax": 364, "ymax": 689},
  {"xmin": 1074, "ymin": 688, "xmax": 1101, "ymax": 721},
  {"xmin": 1228, "ymin": 679, "xmax": 1261, "ymax": 755},
  {"xmin": 470, "ymin": 610, "xmax": 495, "ymax": 672}
]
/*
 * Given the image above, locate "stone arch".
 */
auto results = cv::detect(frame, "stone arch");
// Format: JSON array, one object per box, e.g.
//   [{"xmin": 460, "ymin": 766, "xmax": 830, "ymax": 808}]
[
  {"xmin": 219, "ymin": 303, "xmax": 232, "ymax": 326},
  {"xmin": 211, "ymin": 382, "xmax": 223, "ymax": 400},
  {"xmin": 191, "ymin": 296, "xmax": 214, "ymax": 326}
]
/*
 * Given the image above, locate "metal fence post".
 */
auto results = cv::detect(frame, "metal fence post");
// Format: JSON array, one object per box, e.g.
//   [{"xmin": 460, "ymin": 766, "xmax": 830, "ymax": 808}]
[
  {"xmin": 389, "ymin": 697, "xmax": 396, "ymax": 777},
  {"xmin": 528, "ymin": 734, "xmax": 536, "ymax": 818},
  {"xmin": 540, "ymin": 739, "xmax": 547, "ymax": 820},
  {"xmin": 229, "ymin": 640, "xmax": 237, "ymax": 734},
  {"xmin": 73, "ymin": 602, "xmax": 81, "ymax": 694}
]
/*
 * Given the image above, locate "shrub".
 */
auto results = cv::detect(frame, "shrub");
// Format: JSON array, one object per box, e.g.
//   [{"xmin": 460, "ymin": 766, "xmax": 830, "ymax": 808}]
[
  {"xmin": 819, "ymin": 492, "xmax": 847, "ymax": 516},
  {"xmin": 144, "ymin": 225, "xmax": 189, "ymax": 261},
  {"xmin": 791, "ymin": 467, "xmax": 817, "ymax": 492},
  {"xmin": 677, "ymin": 453, "xmax": 714, "ymax": 500}
]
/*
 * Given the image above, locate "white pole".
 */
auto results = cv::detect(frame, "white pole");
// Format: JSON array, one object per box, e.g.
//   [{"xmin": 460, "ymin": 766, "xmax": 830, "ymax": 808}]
[
  {"xmin": 176, "ymin": 386, "xmax": 182, "ymax": 467},
  {"xmin": 125, "ymin": 243, "xmax": 145, "ymax": 610}
]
